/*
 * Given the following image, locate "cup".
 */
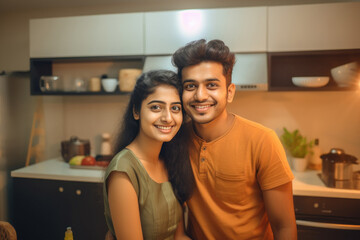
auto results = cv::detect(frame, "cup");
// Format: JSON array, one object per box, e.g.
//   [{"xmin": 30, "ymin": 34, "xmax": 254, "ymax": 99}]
[
  {"xmin": 39, "ymin": 76, "xmax": 59, "ymax": 92},
  {"xmin": 102, "ymin": 78, "xmax": 118, "ymax": 92},
  {"xmin": 89, "ymin": 77, "xmax": 101, "ymax": 92},
  {"xmin": 74, "ymin": 78, "xmax": 87, "ymax": 92}
]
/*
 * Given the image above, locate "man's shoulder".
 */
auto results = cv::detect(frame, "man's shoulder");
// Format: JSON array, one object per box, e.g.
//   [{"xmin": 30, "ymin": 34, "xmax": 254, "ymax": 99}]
[{"xmin": 233, "ymin": 114, "xmax": 273, "ymax": 134}]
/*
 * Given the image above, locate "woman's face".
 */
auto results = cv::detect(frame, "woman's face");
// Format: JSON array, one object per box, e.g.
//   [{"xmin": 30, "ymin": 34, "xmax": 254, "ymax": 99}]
[{"xmin": 135, "ymin": 84, "xmax": 183, "ymax": 143}]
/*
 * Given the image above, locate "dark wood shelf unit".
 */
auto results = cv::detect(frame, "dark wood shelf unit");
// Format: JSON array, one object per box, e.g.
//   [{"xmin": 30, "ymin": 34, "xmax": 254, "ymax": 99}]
[
  {"xmin": 268, "ymin": 49, "xmax": 360, "ymax": 91},
  {"xmin": 30, "ymin": 55, "xmax": 145, "ymax": 95}
]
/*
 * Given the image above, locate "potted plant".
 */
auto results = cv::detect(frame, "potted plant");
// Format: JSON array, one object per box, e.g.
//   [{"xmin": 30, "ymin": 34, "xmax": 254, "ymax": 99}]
[{"xmin": 281, "ymin": 128, "xmax": 314, "ymax": 171}]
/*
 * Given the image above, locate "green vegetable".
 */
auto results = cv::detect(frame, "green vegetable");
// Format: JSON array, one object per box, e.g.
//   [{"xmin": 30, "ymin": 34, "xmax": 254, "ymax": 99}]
[{"xmin": 281, "ymin": 128, "xmax": 313, "ymax": 158}]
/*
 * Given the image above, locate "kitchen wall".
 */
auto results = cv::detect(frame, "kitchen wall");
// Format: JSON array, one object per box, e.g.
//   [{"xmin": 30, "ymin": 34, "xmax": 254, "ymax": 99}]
[{"xmin": 60, "ymin": 90, "xmax": 360, "ymax": 172}]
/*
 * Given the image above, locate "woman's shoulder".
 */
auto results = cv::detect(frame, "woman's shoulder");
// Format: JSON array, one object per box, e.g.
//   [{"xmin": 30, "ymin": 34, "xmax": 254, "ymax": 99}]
[{"xmin": 107, "ymin": 148, "xmax": 139, "ymax": 171}]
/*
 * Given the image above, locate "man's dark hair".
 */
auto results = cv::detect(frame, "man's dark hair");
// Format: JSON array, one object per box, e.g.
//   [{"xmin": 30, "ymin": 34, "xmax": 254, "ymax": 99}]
[{"xmin": 172, "ymin": 39, "xmax": 235, "ymax": 86}]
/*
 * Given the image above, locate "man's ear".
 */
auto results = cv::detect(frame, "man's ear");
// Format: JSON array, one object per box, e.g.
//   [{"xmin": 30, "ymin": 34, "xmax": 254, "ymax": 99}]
[
  {"xmin": 227, "ymin": 83, "xmax": 236, "ymax": 103},
  {"xmin": 133, "ymin": 107, "xmax": 139, "ymax": 120}
]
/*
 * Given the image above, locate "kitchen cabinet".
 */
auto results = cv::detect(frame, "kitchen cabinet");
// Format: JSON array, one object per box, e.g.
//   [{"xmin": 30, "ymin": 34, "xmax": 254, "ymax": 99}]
[
  {"xmin": 144, "ymin": 7, "xmax": 267, "ymax": 55},
  {"xmin": 268, "ymin": 2, "xmax": 360, "ymax": 52},
  {"xmin": 12, "ymin": 178, "xmax": 107, "ymax": 240},
  {"xmin": 268, "ymin": 49, "xmax": 360, "ymax": 91},
  {"xmin": 30, "ymin": 13, "xmax": 144, "ymax": 58},
  {"xmin": 30, "ymin": 56, "xmax": 144, "ymax": 95}
]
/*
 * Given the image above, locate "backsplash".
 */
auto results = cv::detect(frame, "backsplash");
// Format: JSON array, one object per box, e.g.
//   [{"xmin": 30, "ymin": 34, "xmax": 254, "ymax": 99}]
[{"xmin": 52, "ymin": 90, "xmax": 360, "ymax": 166}]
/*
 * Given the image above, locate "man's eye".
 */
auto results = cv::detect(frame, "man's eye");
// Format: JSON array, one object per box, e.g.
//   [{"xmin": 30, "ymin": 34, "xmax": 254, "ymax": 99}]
[
  {"xmin": 171, "ymin": 105, "xmax": 181, "ymax": 112},
  {"xmin": 184, "ymin": 83, "xmax": 196, "ymax": 90},
  {"xmin": 207, "ymin": 83, "xmax": 218, "ymax": 88}
]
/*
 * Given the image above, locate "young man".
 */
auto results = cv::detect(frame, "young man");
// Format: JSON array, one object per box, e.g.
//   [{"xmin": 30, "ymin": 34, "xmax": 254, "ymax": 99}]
[{"xmin": 172, "ymin": 39, "xmax": 297, "ymax": 240}]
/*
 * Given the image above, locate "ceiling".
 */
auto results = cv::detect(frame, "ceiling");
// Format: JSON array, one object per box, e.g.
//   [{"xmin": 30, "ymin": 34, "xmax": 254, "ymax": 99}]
[{"xmin": 0, "ymin": 0, "xmax": 349, "ymax": 14}]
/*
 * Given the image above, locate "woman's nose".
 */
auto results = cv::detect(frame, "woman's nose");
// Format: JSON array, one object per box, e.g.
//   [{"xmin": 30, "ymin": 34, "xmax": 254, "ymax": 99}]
[
  {"xmin": 194, "ymin": 85, "xmax": 208, "ymax": 101},
  {"xmin": 160, "ymin": 109, "xmax": 172, "ymax": 123}
]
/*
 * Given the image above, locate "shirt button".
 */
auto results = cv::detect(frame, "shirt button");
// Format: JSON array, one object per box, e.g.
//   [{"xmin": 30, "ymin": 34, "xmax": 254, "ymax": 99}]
[{"xmin": 201, "ymin": 158, "xmax": 205, "ymax": 162}]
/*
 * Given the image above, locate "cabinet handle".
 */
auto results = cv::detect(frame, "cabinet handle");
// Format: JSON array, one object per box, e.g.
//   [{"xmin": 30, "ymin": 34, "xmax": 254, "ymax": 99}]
[
  {"xmin": 76, "ymin": 189, "xmax": 82, "ymax": 195},
  {"xmin": 296, "ymin": 220, "xmax": 360, "ymax": 230},
  {"xmin": 58, "ymin": 187, "xmax": 64, "ymax": 192}
]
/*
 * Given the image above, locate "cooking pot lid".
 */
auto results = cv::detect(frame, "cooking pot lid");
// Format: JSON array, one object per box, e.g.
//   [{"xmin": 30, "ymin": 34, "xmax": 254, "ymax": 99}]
[{"xmin": 320, "ymin": 148, "xmax": 358, "ymax": 164}]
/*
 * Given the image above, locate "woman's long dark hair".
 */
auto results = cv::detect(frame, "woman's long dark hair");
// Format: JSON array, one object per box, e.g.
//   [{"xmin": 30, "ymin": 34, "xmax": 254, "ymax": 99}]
[{"xmin": 113, "ymin": 70, "xmax": 194, "ymax": 204}]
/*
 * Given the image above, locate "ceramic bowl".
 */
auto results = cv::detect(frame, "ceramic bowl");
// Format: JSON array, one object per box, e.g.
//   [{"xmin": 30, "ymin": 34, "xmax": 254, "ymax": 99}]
[
  {"xmin": 331, "ymin": 62, "xmax": 360, "ymax": 87},
  {"xmin": 292, "ymin": 76, "xmax": 329, "ymax": 88},
  {"xmin": 102, "ymin": 78, "xmax": 118, "ymax": 92}
]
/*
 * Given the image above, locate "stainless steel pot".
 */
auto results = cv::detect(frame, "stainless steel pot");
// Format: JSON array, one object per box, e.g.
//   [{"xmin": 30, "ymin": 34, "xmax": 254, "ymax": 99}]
[
  {"xmin": 61, "ymin": 136, "xmax": 90, "ymax": 162},
  {"xmin": 320, "ymin": 148, "xmax": 358, "ymax": 181}
]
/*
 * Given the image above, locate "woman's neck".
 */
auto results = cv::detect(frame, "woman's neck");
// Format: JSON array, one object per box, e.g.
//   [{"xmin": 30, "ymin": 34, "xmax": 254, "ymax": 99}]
[{"xmin": 127, "ymin": 135, "xmax": 162, "ymax": 164}]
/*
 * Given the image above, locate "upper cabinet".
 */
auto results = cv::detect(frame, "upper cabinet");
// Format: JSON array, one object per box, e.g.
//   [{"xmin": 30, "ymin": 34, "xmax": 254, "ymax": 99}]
[
  {"xmin": 268, "ymin": 2, "xmax": 360, "ymax": 52},
  {"xmin": 30, "ymin": 13, "xmax": 144, "ymax": 58},
  {"xmin": 144, "ymin": 7, "xmax": 267, "ymax": 55}
]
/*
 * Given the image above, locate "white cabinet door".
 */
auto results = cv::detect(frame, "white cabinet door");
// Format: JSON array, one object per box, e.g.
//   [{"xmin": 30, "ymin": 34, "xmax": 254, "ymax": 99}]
[
  {"xmin": 145, "ymin": 7, "xmax": 267, "ymax": 55},
  {"xmin": 268, "ymin": 2, "xmax": 360, "ymax": 51},
  {"xmin": 30, "ymin": 13, "xmax": 144, "ymax": 58}
]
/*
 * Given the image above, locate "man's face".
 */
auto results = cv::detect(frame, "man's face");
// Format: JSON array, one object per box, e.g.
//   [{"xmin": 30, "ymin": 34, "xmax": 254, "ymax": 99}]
[{"xmin": 181, "ymin": 61, "xmax": 235, "ymax": 125}]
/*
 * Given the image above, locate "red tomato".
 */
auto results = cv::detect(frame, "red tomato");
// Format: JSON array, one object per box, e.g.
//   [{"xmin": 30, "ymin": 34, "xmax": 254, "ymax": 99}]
[{"xmin": 81, "ymin": 156, "xmax": 96, "ymax": 166}]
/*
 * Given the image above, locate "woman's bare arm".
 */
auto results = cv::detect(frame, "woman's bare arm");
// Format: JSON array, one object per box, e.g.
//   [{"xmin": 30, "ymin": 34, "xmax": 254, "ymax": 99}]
[{"xmin": 107, "ymin": 171, "xmax": 143, "ymax": 240}]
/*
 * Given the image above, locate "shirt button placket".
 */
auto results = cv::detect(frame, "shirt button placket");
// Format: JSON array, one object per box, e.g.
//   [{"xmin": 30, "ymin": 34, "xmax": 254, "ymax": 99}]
[{"xmin": 199, "ymin": 144, "xmax": 207, "ymax": 173}]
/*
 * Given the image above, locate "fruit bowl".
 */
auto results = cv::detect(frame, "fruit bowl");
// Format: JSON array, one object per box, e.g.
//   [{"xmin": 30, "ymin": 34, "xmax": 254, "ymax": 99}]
[
  {"xmin": 292, "ymin": 76, "xmax": 329, "ymax": 88},
  {"xmin": 331, "ymin": 62, "xmax": 360, "ymax": 87}
]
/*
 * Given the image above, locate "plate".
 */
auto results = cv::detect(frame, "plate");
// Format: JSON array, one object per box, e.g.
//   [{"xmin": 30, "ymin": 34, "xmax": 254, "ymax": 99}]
[
  {"xmin": 292, "ymin": 76, "xmax": 329, "ymax": 88},
  {"xmin": 69, "ymin": 164, "xmax": 107, "ymax": 170}
]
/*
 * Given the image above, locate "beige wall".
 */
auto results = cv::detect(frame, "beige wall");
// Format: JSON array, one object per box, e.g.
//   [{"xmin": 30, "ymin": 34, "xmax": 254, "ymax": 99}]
[{"xmin": 0, "ymin": 0, "xmax": 358, "ymax": 165}]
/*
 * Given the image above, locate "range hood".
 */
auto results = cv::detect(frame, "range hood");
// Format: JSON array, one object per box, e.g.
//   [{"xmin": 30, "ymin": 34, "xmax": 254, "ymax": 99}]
[{"xmin": 142, "ymin": 53, "xmax": 268, "ymax": 91}]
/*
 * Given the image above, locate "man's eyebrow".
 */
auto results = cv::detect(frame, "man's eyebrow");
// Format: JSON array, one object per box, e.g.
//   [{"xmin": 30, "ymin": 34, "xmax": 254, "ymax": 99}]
[{"xmin": 183, "ymin": 78, "xmax": 220, "ymax": 84}]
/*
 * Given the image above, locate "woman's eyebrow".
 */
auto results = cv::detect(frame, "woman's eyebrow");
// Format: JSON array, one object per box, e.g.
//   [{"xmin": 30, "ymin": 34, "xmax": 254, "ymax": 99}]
[{"xmin": 147, "ymin": 100, "xmax": 181, "ymax": 105}]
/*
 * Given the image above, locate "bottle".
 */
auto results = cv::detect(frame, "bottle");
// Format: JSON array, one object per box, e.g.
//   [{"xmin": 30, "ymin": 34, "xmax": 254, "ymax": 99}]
[
  {"xmin": 64, "ymin": 227, "xmax": 73, "ymax": 240},
  {"xmin": 308, "ymin": 138, "xmax": 322, "ymax": 170},
  {"xmin": 101, "ymin": 133, "xmax": 112, "ymax": 156}
]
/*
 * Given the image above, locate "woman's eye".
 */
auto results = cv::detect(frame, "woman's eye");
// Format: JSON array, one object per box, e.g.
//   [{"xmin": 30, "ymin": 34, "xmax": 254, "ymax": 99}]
[
  {"xmin": 150, "ymin": 105, "xmax": 161, "ymax": 111},
  {"xmin": 171, "ymin": 105, "xmax": 181, "ymax": 112}
]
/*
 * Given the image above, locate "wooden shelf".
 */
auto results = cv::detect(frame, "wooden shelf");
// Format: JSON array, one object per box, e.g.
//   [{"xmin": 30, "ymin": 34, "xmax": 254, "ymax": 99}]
[{"xmin": 268, "ymin": 49, "xmax": 360, "ymax": 91}]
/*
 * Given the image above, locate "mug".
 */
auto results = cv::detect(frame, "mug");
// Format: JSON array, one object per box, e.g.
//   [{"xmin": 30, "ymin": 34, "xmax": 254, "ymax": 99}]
[
  {"xmin": 40, "ymin": 76, "xmax": 59, "ymax": 92},
  {"xmin": 102, "ymin": 78, "xmax": 118, "ymax": 92}
]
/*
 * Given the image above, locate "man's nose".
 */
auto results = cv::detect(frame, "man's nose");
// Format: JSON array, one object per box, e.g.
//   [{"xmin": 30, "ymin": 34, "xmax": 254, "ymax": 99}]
[{"xmin": 194, "ymin": 85, "xmax": 208, "ymax": 102}]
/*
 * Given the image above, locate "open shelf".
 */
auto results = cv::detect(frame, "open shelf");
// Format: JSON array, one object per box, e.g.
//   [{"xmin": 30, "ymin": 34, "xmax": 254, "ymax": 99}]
[
  {"xmin": 30, "ymin": 56, "xmax": 145, "ymax": 95},
  {"xmin": 268, "ymin": 49, "xmax": 360, "ymax": 91}
]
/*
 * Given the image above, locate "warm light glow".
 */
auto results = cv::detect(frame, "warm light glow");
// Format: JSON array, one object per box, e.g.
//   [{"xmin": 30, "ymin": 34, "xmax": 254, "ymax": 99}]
[{"xmin": 178, "ymin": 10, "xmax": 203, "ymax": 36}]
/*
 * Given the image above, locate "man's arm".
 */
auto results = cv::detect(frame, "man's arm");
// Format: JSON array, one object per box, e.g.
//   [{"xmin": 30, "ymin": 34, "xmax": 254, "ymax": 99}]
[{"xmin": 263, "ymin": 181, "xmax": 297, "ymax": 240}]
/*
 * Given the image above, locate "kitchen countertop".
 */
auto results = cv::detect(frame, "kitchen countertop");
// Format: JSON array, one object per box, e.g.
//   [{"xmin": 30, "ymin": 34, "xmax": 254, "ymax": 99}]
[
  {"xmin": 11, "ymin": 158, "xmax": 360, "ymax": 199},
  {"xmin": 11, "ymin": 158, "xmax": 104, "ymax": 183},
  {"xmin": 292, "ymin": 170, "xmax": 360, "ymax": 199}
]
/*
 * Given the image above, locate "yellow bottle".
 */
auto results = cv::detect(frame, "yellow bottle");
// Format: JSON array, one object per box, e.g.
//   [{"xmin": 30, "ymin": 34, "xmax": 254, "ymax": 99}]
[{"xmin": 64, "ymin": 227, "xmax": 74, "ymax": 240}]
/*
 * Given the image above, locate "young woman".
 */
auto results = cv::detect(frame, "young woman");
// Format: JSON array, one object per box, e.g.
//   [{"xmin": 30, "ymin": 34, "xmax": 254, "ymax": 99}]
[{"xmin": 103, "ymin": 70, "xmax": 194, "ymax": 240}]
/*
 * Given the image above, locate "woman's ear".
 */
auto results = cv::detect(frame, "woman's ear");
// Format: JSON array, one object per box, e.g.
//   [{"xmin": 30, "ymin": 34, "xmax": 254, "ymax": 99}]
[{"xmin": 133, "ymin": 107, "xmax": 139, "ymax": 120}]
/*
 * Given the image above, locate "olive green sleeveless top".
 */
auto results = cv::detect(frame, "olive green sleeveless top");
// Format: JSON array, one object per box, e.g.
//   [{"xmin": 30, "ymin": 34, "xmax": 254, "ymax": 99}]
[{"xmin": 103, "ymin": 148, "xmax": 182, "ymax": 240}]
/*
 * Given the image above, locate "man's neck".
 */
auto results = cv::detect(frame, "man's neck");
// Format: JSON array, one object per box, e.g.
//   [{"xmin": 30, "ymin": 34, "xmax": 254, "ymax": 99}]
[{"xmin": 193, "ymin": 111, "xmax": 235, "ymax": 142}]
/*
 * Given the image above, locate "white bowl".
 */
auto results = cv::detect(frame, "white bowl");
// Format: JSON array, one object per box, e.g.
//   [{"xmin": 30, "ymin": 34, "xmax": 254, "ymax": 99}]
[
  {"xmin": 102, "ymin": 78, "xmax": 118, "ymax": 92},
  {"xmin": 292, "ymin": 76, "xmax": 329, "ymax": 88},
  {"xmin": 331, "ymin": 62, "xmax": 360, "ymax": 87}
]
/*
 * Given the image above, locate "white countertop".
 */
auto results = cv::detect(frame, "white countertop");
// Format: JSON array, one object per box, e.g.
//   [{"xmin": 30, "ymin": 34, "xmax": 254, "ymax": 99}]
[
  {"xmin": 292, "ymin": 170, "xmax": 360, "ymax": 199},
  {"xmin": 11, "ymin": 158, "xmax": 104, "ymax": 183},
  {"xmin": 11, "ymin": 158, "xmax": 360, "ymax": 199}
]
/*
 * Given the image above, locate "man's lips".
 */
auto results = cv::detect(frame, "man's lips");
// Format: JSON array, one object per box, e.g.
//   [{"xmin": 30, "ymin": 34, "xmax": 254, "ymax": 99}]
[{"xmin": 190, "ymin": 103, "xmax": 215, "ymax": 112}]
